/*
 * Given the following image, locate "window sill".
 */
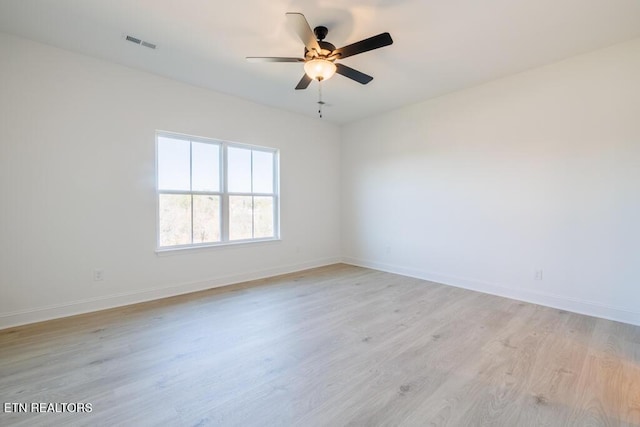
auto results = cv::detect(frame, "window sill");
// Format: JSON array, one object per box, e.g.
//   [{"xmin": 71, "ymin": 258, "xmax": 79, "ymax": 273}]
[{"xmin": 155, "ymin": 238, "xmax": 281, "ymax": 256}]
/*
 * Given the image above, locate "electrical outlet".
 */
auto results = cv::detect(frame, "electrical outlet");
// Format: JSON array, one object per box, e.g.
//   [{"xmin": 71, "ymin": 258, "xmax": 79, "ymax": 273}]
[
  {"xmin": 534, "ymin": 269, "xmax": 543, "ymax": 281},
  {"xmin": 94, "ymin": 269, "xmax": 104, "ymax": 281}
]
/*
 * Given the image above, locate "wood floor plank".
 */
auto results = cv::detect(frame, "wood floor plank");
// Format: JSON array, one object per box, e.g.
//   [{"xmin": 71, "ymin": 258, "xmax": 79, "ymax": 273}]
[
  {"xmin": 1, "ymin": 264, "xmax": 639, "ymax": 426},
  {"xmin": 508, "ymin": 311, "xmax": 597, "ymax": 426},
  {"xmin": 569, "ymin": 320, "xmax": 640, "ymax": 426}
]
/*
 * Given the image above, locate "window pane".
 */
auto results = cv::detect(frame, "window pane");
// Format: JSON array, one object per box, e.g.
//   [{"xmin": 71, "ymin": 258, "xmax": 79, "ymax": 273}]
[
  {"xmin": 158, "ymin": 136, "xmax": 190, "ymax": 191},
  {"xmin": 192, "ymin": 142, "xmax": 220, "ymax": 192},
  {"xmin": 252, "ymin": 151, "xmax": 274, "ymax": 194},
  {"xmin": 229, "ymin": 196, "xmax": 253, "ymax": 240},
  {"xmin": 228, "ymin": 147, "xmax": 251, "ymax": 193},
  {"xmin": 159, "ymin": 194, "xmax": 191, "ymax": 246},
  {"xmin": 193, "ymin": 195, "xmax": 220, "ymax": 244},
  {"xmin": 254, "ymin": 196, "xmax": 274, "ymax": 238}
]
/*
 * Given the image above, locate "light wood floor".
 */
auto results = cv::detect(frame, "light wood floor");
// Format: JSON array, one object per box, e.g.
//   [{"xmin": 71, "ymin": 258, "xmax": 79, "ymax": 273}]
[{"xmin": 1, "ymin": 264, "xmax": 640, "ymax": 426}]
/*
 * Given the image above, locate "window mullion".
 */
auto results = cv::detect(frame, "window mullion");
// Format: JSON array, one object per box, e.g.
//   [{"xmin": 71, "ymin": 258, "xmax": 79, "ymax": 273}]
[
  {"xmin": 250, "ymin": 150, "xmax": 255, "ymax": 239},
  {"xmin": 221, "ymin": 144, "xmax": 230, "ymax": 242},
  {"xmin": 273, "ymin": 152, "xmax": 279, "ymax": 239},
  {"xmin": 190, "ymin": 141, "xmax": 194, "ymax": 244}
]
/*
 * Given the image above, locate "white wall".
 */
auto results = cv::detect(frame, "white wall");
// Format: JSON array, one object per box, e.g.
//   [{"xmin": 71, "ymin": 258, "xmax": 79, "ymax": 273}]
[
  {"xmin": 0, "ymin": 33, "xmax": 341, "ymax": 328},
  {"xmin": 3, "ymin": 32, "xmax": 639, "ymax": 330},
  {"xmin": 341, "ymin": 38, "xmax": 640, "ymax": 325}
]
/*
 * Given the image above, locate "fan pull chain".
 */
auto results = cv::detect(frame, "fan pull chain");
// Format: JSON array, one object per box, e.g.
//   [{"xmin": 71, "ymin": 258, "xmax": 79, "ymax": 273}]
[{"xmin": 317, "ymin": 79, "xmax": 324, "ymax": 118}]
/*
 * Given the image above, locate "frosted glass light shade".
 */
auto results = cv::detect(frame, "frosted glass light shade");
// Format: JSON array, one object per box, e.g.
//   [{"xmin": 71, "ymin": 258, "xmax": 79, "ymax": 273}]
[{"xmin": 304, "ymin": 59, "xmax": 337, "ymax": 81}]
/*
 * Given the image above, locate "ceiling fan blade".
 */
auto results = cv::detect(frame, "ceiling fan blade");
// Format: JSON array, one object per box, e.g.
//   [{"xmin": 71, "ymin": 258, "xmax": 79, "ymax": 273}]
[
  {"xmin": 335, "ymin": 63, "xmax": 373, "ymax": 85},
  {"xmin": 332, "ymin": 32, "xmax": 393, "ymax": 59},
  {"xmin": 246, "ymin": 57, "xmax": 304, "ymax": 63},
  {"xmin": 286, "ymin": 12, "xmax": 321, "ymax": 54},
  {"xmin": 295, "ymin": 74, "xmax": 313, "ymax": 90}
]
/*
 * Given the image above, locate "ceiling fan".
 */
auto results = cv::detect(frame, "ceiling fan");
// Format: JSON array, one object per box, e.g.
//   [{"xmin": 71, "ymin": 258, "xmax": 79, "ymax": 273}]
[{"xmin": 247, "ymin": 12, "xmax": 393, "ymax": 90}]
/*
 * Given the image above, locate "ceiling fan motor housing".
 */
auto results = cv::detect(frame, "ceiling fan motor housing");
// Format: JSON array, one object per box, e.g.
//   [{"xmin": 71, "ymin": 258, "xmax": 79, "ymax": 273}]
[
  {"xmin": 303, "ymin": 26, "xmax": 336, "ymax": 60},
  {"xmin": 305, "ymin": 40, "xmax": 336, "ymax": 60}
]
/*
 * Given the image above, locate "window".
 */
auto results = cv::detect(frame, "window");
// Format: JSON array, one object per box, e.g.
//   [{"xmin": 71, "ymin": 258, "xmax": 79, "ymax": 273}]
[{"xmin": 156, "ymin": 132, "xmax": 278, "ymax": 249}]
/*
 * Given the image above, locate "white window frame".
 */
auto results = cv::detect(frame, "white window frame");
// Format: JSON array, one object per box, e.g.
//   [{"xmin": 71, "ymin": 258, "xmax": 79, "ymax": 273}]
[{"xmin": 156, "ymin": 131, "xmax": 280, "ymax": 251}]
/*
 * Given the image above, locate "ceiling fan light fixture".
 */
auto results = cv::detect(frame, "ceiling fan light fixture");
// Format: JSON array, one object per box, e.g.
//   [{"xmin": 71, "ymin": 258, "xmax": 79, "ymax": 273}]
[{"xmin": 304, "ymin": 59, "xmax": 337, "ymax": 81}]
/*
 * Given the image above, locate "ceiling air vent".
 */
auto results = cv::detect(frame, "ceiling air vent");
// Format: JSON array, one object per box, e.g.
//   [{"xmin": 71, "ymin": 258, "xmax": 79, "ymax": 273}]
[
  {"xmin": 125, "ymin": 35, "xmax": 141, "ymax": 44},
  {"xmin": 125, "ymin": 35, "xmax": 156, "ymax": 49}
]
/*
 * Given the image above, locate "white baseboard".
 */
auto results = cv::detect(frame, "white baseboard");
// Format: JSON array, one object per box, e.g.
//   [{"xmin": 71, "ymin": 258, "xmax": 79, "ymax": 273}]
[
  {"xmin": 342, "ymin": 257, "xmax": 640, "ymax": 327},
  {"xmin": 0, "ymin": 257, "xmax": 341, "ymax": 330},
  {"xmin": 5, "ymin": 256, "xmax": 638, "ymax": 330}
]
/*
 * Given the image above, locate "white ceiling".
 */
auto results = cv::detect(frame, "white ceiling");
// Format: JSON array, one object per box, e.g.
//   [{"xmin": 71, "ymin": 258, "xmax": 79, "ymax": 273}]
[{"xmin": 2, "ymin": 0, "xmax": 640, "ymax": 124}]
